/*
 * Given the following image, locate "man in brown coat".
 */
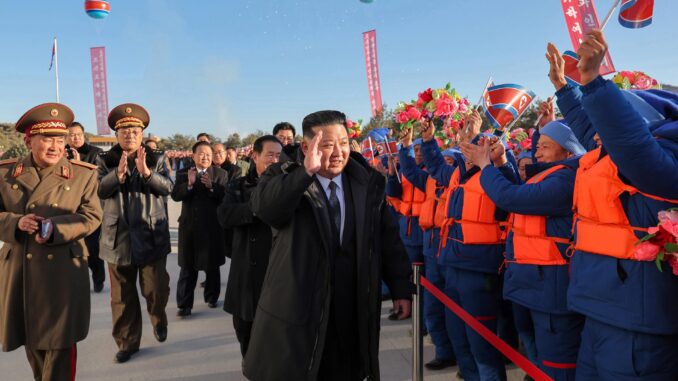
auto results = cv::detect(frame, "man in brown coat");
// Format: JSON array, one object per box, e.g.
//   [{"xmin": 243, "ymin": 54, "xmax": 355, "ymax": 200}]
[{"xmin": 0, "ymin": 103, "xmax": 103, "ymax": 381}]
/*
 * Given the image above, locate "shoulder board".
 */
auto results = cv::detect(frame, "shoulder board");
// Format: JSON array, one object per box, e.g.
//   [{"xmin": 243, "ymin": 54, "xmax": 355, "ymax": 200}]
[
  {"xmin": 71, "ymin": 160, "xmax": 97, "ymax": 170},
  {"xmin": 0, "ymin": 158, "xmax": 18, "ymax": 166}
]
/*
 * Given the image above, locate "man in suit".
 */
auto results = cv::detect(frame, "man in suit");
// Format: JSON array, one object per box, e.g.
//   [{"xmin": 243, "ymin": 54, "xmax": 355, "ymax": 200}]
[
  {"xmin": 0, "ymin": 103, "xmax": 103, "ymax": 381},
  {"xmin": 244, "ymin": 110, "xmax": 412, "ymax": 381},
  {"xmin": 96, "ymin": 103, "xmax": 173, "ymax": 364},
  {"xmin": 212, "ymin": 143, "xmax": 242, "ymax": 182},
  {"xmin": 67, "ymin": 121, "xmax": 106, "ymax": 292},
  {"xmin": 217, "ymin": 135, "xmax": 282, "ymax": 357},
  {"xmin": 171, "ymin": 141, "xmax": 228, "ymax": 317}
]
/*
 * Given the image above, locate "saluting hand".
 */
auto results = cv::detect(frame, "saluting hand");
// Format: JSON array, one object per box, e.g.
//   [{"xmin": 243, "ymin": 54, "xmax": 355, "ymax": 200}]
[
  {"xmin": 577, "ymin": 29, "xmax": 608, "ymax": 86},
  {"xmin": 304, "ymin": 131, "xmax": 323, "ymax": 176},
  {"xmin": 350, "ymin": 140, "xmax": 361, "ymax": 153},
  {"xmin": 136, "ymin": 147, "xmax": 152, "ymax": 178},
  {"xmin": 117, "ymin": 151, "xmax": 128, "ymax": 182},
  {"xmin": 545, "ymin": 43, "xmax": 567, "ymax": 90}
]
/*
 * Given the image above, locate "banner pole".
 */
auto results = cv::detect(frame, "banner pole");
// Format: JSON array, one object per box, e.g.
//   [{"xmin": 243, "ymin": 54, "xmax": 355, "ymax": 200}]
[
  {"xmin": 600, "ymin": 0, "xmax": 622, "ymax": 31},
  {"xmin": 54, "ymin": 37, "xmax": 60, "ymax": 103}
]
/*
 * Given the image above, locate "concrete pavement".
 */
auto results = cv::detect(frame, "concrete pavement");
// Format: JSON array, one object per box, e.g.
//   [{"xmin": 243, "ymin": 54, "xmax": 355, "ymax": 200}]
[{"xmin": 1, "ymin": 200, "xmax": 527, "ymax": 380}]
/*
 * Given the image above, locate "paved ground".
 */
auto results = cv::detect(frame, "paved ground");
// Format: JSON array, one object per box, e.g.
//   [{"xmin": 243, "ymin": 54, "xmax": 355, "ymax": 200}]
[{"xmin": 1, "ymin": 201, "xmax": 527, "ymax": 380}]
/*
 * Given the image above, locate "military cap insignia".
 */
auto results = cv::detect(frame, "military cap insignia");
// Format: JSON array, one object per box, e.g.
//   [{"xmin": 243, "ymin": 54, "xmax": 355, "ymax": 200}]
[
  {"xmin": 61, "ymin": 165, "xmax": 70, "ymax": 179},
  {"xmin": 12, "ymin": 163, "xmax": 24, "ymax": 177},
  {"xmin": 50, "ymin": 108, "xmax": 59, "ymax": 117},
  {"xmin": 125, "ymin": 107, "xmax": 133, "ymax": 114}
]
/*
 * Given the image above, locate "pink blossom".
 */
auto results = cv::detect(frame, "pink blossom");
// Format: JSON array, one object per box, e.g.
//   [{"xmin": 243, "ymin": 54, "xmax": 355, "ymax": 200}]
[
  {"xmin": 396, "ymin": 112, "xmax": 410, "ymax": 124},
  {"xmin": 658, "ymin": 210, "xmax": 678, "ymax": 239},
  {"xmin": 634, "ymin": 241, "xmax": 661, "ymax": 261},
  {"xmin": 406, "ymin": 106, "xmax": 422, "ymax": 121},
  {"xmin": 457, "ymin": 101, "xmax": 468, "ymax": 114},
  {"xmin": 634, "ymin": 74, "xmax": 653, "ymax": 90},
  {"xmin": 434, "ymin": 95, "xmax": 458, "ymax": 118},
  {"xmin": 668, "ymin": 255, "xmax": 678, "ymax": 276}
]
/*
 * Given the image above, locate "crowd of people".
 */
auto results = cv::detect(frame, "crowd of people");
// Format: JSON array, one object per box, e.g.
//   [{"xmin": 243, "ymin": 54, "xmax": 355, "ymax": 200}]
[{"xmin": 0, "ymin": 29, "xmax": 677, "ymax": 381}]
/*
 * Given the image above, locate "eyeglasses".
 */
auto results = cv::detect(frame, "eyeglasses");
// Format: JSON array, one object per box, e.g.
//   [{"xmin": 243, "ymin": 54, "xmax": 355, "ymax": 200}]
[
  {"xmin": 118, "ymin": 128, "xmax": 143, "ymax": 137},
  {"xmin": 68, "ymin": 133, "xmax": 84, "ymax": 138}
]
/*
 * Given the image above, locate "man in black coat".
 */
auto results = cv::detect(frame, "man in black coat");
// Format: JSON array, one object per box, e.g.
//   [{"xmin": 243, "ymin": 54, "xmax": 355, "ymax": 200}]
[
  {"xmin": 245, "ymin": 110, "xmax": 412, "ymax": 381},
  {"xmin": 217, "ymin": 135, "xmax": 282, "ymax": 357},
  {"xmin": 171, "ymin": 141, "xmax": 228, "ymax": 316},
  {"xmin": 212, "ymin": 142, "xmax": 242, "ymax": 182},
  {"xmin": 66, "ymin": 121, "xmax": 107, "ymax": 292}
]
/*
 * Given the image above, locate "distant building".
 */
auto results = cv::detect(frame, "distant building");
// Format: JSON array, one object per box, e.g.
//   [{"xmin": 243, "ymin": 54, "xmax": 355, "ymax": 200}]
[{"xmin": 88, "ymin": 135, "xmax": 117, "ymax": 151}]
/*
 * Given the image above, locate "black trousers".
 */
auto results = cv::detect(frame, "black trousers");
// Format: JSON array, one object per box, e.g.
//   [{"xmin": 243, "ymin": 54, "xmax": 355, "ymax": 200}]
[
  {"xmin": 176, "ymin": 267, "xmax": 220, "ymax": 309},
  {"xmin": 317, "ymin": 306, "xmax": 363, "ymax": 381},
  {"xmin": 232, "ymin": 315, "xmax": 253, "ymax": 357},
  {"xmin": 85, "ymin": 228, "xmax": 105, "ymax": 284}
]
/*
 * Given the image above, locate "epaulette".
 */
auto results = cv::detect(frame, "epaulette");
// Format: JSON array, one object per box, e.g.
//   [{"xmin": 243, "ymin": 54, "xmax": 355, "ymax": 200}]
[
  {"xmin": 0, "ymin": 158, "xmax": 18, "ymax": 166},
  {"xmin": 71, "ymin": 160, "xmax": 97, "ymax": 170}
]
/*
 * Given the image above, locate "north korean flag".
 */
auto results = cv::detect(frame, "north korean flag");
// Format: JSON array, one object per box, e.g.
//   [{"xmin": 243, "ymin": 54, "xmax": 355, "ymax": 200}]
[
  {"xmin": 563, "ymin": 51, "xmax": 583, "ymax": 87},
  {"xmin": 619, "ymin": 0, "xmax": 654, "ymax": 28},
  {"xmin": 483, "ymin": 84, "xmax": 536, "ymax": 129},
  {"xmin": 361, "ymin": 138, "xmax": 375, "ymax": 159}
]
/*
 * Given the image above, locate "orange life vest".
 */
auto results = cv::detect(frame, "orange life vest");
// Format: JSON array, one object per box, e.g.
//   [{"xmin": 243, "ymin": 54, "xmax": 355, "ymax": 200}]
[
  {"xmin": 419, "ymin": 177, "xmax": 445, "ymax": 230},
  {"xmin": 573, "ymin": 148, "xmax": 678, "ymax": 259},
  {"xmin": 399, "ymin": 176, "xmax": 426, "ymax": 217},
  {"xmin": 440, "ymin": 168, "xmax": 506, "ymax": 247},
  {"xmin": 509, "ymin": 165, "xmax": 571, "ymax": 266}
]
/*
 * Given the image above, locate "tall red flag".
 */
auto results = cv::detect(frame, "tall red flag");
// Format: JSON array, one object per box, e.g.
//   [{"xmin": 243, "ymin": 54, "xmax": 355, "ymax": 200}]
[
  {"xmin": 561, "ymin": 0, "xmax": 616, "ymax": 75},
  {"xmin": 363, "ymin": 30, "xmax": 383, "ymax": 117},
  {"xmin": 90, "ymin": 47, "xmax": 111, "ymax": 135},
  {"xmin": 619, "ymin": 0, "xmax": 654, "ymax": 28}
]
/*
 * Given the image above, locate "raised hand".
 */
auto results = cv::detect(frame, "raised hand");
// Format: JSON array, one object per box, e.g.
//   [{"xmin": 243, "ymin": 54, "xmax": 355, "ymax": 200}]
[
  {"xmin": 577, "ymin": 30, "xmax": 608, "ymax": 86},
  {"xmin": 135, "ymin": 147, "xmax": 152, "ymax": 178},
  {"xmin": 350, "ymin": 140, "xmax": 361, "ymax": 153},
  {"xmin": 460, "ymin": 109, "xmax": 482, "ymax": 144},
  {"xmin": 400, "ymin": 125, "xmax": 414, "ymax": 148},
  {"xmin": 419, "ymin": 119, "xmax": 435, "ymax": 142},
  {"xmin": 489, "ymin": 136, "xmax": 507, "ymax": 166},
  {"xmin": 187, "ymin": 167, "xmax": 197, "ymax": 187},
  {"xmin": 117, "ymin": 151, "xmax": 128, "ymax": 182},
  {"xmin": 200, "ymin": 171, "xmax": 212, "ymax": 189},
  {"xmin": 537, "ymin": 97, "xmax": 556, "ymax": 128},
  {"xmin": 304, "ymin": 130, "xmax": 323, "ymax": 176},
  {"xmin": 546, "ymin": 43, "xmax": 567, "ymax": 90},
  {"xmin": 461, "ymin": 138, "xmax": 491, "ymax": 169}
]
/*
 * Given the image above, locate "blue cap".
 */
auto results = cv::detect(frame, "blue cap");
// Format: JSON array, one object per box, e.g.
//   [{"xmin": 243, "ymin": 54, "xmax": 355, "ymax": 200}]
[
  {"xmin": 539, "ymin": 121, "xmax": 586, "ymax": 155},
  {"xmin": 413, "ymin": 138, "xmax": 423, "ymax": 146},
  {"xmin": 517, "ymin": 150, "xmax": 532, "ymax": 161},
  {"xmin": 442, "ymin": 148, "xmax": 460, "ymax": 158}
]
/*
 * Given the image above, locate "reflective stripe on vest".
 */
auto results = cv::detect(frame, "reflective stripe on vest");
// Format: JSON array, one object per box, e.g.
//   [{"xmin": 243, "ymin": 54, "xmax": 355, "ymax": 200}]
[
  {"xmin": 440, "ymin": 167, "xmax": 506, "ymax": 247},
  {"xmin": 419, "ymin": 177, "xmax": 442, "ymax": 230},
  {"xmin": 399, "ymin": 175, "xmax": 427, "ymax": 217},
  {"xmin": 510, "ymin": 164, "xmax": 571, "ymax": 266},
  {"xmin": 573, "ymin": 148, "xmax": 678, "ymax": 259}
]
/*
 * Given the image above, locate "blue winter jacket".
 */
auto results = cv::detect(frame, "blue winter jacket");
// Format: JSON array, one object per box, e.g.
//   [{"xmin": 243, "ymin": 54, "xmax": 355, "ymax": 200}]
[
  {"xmin": 480, "ymin": 158, "xmax": 579, "ymax": 314},
  {"xmin": 396, "ymin": 145, "xmax": 444, "ymax": 258},
  {"xmin": 386, "ymin": 163, "xmax": 424, "ymax": 248},
  {"xmin": 560, "ymin": 77, "xmax": 678, "ymax": 334},
  {"xmin": 421, "ymin": 139, "xmax": 519, "ymax": 273}
]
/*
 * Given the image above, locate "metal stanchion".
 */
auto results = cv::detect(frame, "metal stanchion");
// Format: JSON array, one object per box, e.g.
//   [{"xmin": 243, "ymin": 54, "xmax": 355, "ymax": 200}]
[{"xmin": 412, "ymin": 262, "xmax": 423, "ymax": 381}]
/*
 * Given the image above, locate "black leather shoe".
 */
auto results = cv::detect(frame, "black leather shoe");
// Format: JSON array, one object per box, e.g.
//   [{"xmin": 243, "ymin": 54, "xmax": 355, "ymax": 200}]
[
  {"xmin": 425, "ymin": 358, "xmax": 457, "ymax": 371},
  {"xmin": 388, "ymin": 311, "xmax": 399, "ymax": 321},
  {"xmin": 456, "ymin": 371, "xmax": 464, "ymax": 380},
  {"xmin": 93, "ymin": 282, "xmax": 104, "ymax": 293},
  {"xmin": 114, "ymin": 349, "xmax": 138, "ymax": 363},
  {"xmin": 154, "ymin": 326, "xmax": 167, "ymax": 342},
  {"xmin": 177, "ymin": 308, "xmax": 191, "ymax": 318},
  {"xmin": 207, "ymin": 302, "xmax": 218, "ymax": 309}
]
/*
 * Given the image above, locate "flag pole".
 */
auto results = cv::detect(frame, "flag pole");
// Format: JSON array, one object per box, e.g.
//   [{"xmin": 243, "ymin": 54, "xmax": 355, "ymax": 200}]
[
  {"xmin": 600, "ymin": 0, "xmax": 622, "ymax": 31},
  {"xmin": 475, "ymin": 76, "xmax": 493, "ymax": 110},
  {"xmin": 503, "ymin": 97, "xmax": 536, "ymax": 138},
  {"xmin": 54, "ymin": 37, "xmax": 60, "ymax": 103}
]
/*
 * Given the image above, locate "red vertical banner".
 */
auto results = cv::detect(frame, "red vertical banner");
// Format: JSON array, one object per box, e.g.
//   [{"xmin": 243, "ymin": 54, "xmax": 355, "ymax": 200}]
[
  {"xmin": 90, "ymin": 47, "xmax": 110, "ymax": 135},
  {"xmin": 362, "ymin": 30, "xmax": 383, "ymax": 117},
  {"xmin": 561, "ymin": 0, "xmax": 616, "ymax": 75}
]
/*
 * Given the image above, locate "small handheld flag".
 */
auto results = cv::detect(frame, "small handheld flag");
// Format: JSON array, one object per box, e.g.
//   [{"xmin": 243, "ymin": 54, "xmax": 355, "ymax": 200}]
[
  {"xmin": 619, "ymin": 0, "xmax": 654, "ymax": 28},
  {"xmin": 563, "ymin": 51, "xmax": 583, "ymax": 86},
  {"xmin": 482, "ymin": 84, "xmax": 536, "ymax": 130}
]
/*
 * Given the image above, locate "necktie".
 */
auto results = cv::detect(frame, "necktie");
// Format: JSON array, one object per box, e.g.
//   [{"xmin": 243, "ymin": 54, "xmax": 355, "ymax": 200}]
[{"xmin": 328, "ymin": 181, "xmax": 341, "ymax": 238}]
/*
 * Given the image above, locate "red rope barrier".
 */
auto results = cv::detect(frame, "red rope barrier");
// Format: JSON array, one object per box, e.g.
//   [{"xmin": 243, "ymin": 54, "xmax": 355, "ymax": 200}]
[{"xmin": 419, "ymin": 276, "xmax": 553, "ymax": 381}]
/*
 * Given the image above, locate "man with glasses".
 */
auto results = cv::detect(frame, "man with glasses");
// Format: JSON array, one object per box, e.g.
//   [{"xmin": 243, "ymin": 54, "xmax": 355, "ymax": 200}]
[
  {"xmin": 273, "ymin": 122, "xmax": 299, "ymax": 163},
  {"xmin": 67, "ymin": 121, "xmax": 106, "ymax": 293},
  {"xmin": 96, "ymin": 103, "xmax": 173, "ymax": 364}
]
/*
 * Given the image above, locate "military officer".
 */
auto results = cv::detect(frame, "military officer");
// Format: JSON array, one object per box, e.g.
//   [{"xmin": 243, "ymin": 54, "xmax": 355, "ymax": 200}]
[
  {"xmin": 96, "ymin": 103, "xmax": 173, "ymax": 364},
  {"xmin": 0, "ymin": 103, "xmax": 103, "ymax": 381}
]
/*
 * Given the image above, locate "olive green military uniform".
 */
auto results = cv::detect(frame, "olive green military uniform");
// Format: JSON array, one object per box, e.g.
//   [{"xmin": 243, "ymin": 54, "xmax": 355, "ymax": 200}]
[{"xmin": 0, "ymin": 103, "xmax": 103, "ymax": 381}]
